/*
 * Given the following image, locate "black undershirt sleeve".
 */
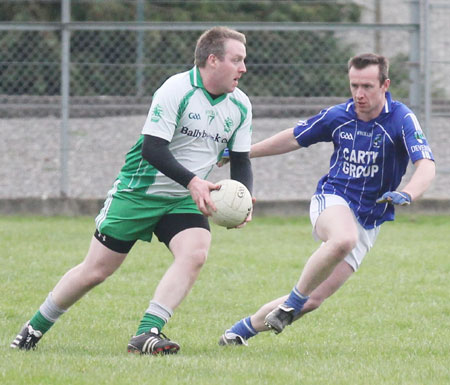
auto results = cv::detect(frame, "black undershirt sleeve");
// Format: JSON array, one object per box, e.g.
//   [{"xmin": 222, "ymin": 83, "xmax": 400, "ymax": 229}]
[
  {"xmin": 229, "ymin": 150, "xmax": 253, "ymax": 194},
  {"xmin": 141, "ymin": 134, "xmax": 196, "ymax": 188},
  {"xmin": 141, "ymin": 135, "xmax": 253, "ymax": 193}
]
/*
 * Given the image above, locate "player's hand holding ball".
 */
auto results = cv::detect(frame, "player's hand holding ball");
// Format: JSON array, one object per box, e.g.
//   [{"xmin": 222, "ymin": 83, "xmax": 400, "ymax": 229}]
[
  {"xmin": 209, "ymin": 179, "xmax": 253, "ymax": 228},
  {"xmin": 376, "ymin": 191, "xmax": 412, "ymax": 206}
]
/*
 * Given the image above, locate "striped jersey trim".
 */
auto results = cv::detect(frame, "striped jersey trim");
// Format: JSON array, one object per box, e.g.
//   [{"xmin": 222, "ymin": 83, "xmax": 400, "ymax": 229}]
[
  {"xmin": 243, "ymin": 318, "xmax": 257, "ymax": 336},
  {"xmin": 315, "ymin": 194, "xmax": 327, "ymax": 215},
  {"xmin": 95, "ymin": 179, "xmax": 120, "ymax": 230}
]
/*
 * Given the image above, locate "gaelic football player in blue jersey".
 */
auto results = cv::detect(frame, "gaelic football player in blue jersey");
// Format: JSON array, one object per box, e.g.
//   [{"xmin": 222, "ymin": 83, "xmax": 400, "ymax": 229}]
[
  {"xmin": 219, "ymin": 53, "xmax": 435, "ymax": 346},
  {"xmin": 10, "ymin": 26, "xmax": 254, "ymax": 355}
]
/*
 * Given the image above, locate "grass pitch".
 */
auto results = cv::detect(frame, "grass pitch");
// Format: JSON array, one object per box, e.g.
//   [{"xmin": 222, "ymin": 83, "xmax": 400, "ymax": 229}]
[{"xmin": 1, "ymin": 215, "xmax": 449, "ymax": 385}]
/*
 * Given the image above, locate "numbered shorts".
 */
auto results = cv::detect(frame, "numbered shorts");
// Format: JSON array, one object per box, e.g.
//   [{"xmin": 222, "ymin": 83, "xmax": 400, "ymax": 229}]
[
  {"xmin": 95, "ymin": 179, "xmax": 209, "ymax": 248},
  {"xmin": 309, "ymin": 194, "xmax": 380, "ymax": 272}
]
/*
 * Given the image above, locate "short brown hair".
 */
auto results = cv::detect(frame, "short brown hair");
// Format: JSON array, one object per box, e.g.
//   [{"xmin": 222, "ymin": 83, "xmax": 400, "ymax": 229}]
[
  {"xmin": 348, "ymin": 53, "xmax": 389, "ymax": 84},
  {"xmin": 194, "ymin": 26, "xmax": 246, "ymax": 68}
]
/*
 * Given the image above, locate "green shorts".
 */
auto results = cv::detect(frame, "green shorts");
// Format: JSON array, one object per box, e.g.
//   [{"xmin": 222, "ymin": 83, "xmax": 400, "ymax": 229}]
[{"xmin": 95, "ymin": 180, "xmax": 203, "ymax": 242}]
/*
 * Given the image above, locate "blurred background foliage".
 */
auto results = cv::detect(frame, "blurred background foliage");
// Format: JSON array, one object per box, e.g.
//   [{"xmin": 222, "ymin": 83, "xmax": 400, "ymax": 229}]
[{"xmin": 0, "ymin": 1, "xmax": 410, "ymax": 99}]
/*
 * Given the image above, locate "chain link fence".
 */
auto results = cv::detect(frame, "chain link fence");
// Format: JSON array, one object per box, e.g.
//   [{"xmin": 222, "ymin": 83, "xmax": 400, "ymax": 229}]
[
  {"xmin": 1, "ymin": 0, "xmax": 425, "ymax": 117},
  {"xmin": 427, "ymin": 2, "xmax": 450, "ymax": 111},
  {"xmin": 1, "ymin": 0, "xmax": 448, "ymax": 203},
  {"xmin": 2, "ymin": 1, "xmax": 448, "ymax": 107},
  {"xmin": 0, "ymin": 27, "xmax": 420, "ymax": 120}
]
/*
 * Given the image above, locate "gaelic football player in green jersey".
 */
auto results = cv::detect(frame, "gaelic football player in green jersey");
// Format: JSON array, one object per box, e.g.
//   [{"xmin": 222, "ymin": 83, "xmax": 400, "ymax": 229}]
[{"xmin": 11, "ymin": 26, "xmax": 253, "ymax": 355}]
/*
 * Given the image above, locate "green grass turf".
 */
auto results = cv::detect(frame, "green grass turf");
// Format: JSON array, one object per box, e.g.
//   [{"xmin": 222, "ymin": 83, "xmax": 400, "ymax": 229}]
[{"xmin": 0, "ymin": 215, "xmax": 449, "ymax": 385}]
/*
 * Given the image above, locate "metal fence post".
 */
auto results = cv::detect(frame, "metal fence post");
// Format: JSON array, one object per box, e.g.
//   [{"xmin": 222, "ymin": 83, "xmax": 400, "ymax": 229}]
[
  {"xmin": 409, "ymin": 0, "xmax": 421, "ymax": 123},
  {"xmin": 374, "ymin": 0, "xmax": 382, "ymax": 53},
  {"xmin": 422, "ymin": 0, "xmax": 431, "ymax": 141},
  {"xmin": 60, "ymin": 0, "xmax": 71, "ymax": 197},
  {"xmin": 136, "ymin": 0, "xmax": 145, "ymax": 96}
]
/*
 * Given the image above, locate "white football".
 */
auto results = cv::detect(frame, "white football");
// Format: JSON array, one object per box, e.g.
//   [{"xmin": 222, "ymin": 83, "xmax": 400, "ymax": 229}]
[{"xmin": 210, "ymin": 179, "xmax": 252, "ymax": 228}]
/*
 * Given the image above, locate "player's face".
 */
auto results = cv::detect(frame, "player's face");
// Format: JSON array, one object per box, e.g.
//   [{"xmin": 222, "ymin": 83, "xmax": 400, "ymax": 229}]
[
  {"xmin": 349, "ymin": 64, "xmax": 390, "ymax": 122},
  {"xmin": 211, "ymin": 39, "xmax": 247, "ymax": 94}
]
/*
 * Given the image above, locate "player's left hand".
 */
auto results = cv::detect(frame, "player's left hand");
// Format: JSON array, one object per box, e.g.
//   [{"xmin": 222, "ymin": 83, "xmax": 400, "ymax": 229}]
[
  {"xmin": 229, "ymin": 196, "xmax": 256, "ymax": 229},
  {"xmin": 376, "ymin": 191, "xmax": 412, "ymax": 206}
]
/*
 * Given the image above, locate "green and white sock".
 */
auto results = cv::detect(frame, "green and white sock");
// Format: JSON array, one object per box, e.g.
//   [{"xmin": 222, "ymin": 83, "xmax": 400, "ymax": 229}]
[
  {"xmin": 136, "ymin": 301, "xmax": 173, "ymax": 335},
  {"xmin": 30, "ymin": 292, "xmax": 66, "ymax": 334}
]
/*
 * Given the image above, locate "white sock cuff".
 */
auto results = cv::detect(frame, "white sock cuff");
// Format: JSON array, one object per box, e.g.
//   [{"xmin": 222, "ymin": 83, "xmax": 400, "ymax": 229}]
[
  {"xmin": 146, "ymin": 300, "xmax": 173, "ymax": 323},
  {"xmin": 39, "ymin": 292, "xmax": 67, "ymax": 323},
  {"xmin": 293, "ymin": 286, "xmax": 309, "ymax": 300}
]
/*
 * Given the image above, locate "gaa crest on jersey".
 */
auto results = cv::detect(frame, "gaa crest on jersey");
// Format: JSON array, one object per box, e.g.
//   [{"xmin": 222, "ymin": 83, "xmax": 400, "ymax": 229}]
[
  {"xmin": 151, "ymin": 104, "xmax": 163, "ymax": 123},
  {"xmin": 414, "ymin": 130, "xmax": 425, "ymax": 144},
  {"xmin": 224, "ymin": 117, "xmax": 233, "ymax": 133},
  {"xmin": 373, "ymin": 134, "xmax": 382, "ymax": 148}
]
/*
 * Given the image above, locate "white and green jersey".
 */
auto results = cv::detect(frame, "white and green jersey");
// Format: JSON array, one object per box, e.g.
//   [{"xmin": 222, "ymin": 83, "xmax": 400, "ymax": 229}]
[{"xmin": 117, "ymin": 67, "xmax": 252, "ymax": 197}]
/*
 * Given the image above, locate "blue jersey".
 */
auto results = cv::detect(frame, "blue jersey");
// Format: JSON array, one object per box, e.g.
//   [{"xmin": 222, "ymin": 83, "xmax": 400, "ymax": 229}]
[{"xmin": 293, "ymin": 92, "xmax": 434, "ymax": 229}]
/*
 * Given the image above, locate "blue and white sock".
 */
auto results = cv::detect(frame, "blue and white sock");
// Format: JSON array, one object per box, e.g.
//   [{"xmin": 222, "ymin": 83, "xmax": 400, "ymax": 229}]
[
  {"xmin": 283, "ymin": 287, "xmax": 309, "ymax": 315},
  {"xmin": 228, "ymin": 316, "xmax": 258, "ymax": 340}
]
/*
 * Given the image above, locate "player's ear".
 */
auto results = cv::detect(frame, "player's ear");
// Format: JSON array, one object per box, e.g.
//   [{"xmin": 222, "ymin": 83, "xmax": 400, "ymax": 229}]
[
  {"xmin": 382, "ymin": 78, "xmax": 390, "ymax": 91},
  {"xmin": 207, "ymin": 53, "xmax": 218, "ymax": 68}
]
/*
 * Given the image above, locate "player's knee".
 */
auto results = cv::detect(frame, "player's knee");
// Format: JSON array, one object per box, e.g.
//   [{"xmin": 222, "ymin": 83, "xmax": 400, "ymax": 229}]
[
  {"xmin": 88, "ymin": 271, "xmax": 109, "ymax": 287},
  {"xmin": 340, "ymin": 235, "xmax": 357, "ymax": 254},
  {"xmin": 187, "ymin": 248, "xmax": 208, "ymax": 270},
  {"xmin": 329, "ymin": 235, "xmax": 357, "ymax": 259},
  {"xmin": 81, "ymin": 264, "xmax": 113, "ymax": 287}
]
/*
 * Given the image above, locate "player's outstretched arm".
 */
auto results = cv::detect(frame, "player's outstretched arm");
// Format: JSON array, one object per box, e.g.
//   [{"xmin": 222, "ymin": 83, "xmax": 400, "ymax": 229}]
[{"xmin": 250, "ymin": 128, "xmax": 301, "ymax": 159}]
